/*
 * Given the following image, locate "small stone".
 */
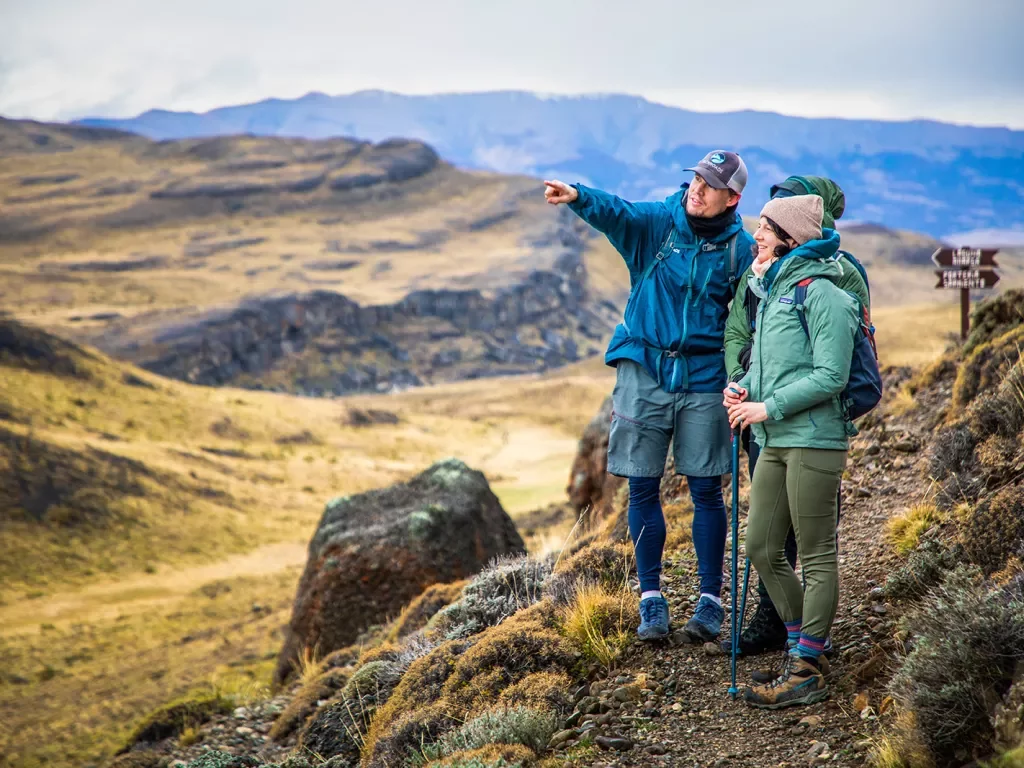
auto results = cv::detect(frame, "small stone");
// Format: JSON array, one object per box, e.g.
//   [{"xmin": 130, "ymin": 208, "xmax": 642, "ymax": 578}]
[
  {"xmin": 573, "ymin": 683, "xmax": 591, "ymax": 703},
  {"xmin": 235, "ymin": 726, "xmax": 254, "ymax": 736},
  {"xmin": 806, "ymin": 741, "xmax": 829, "ymax": 759},
  {"xmin": 671, "ymin": 703, "xmax": 684, "ymax": 713},
  {"xmin": 865, "ymin": 443, "xmax": 881, "ymax": 456},
  {"xmin": 860, "ymin": 705, "xmax": 877, "ymax": 720},
  {"xmin": 550, "ymin": 729, "xmax": 575, "ymax": 747},
  {"xmin": 613, "ymin": 684, "xmax": 642, "ymax": 703},
  {"xmin": 233, "ymin": 707, "xmax": 248, "ymax": 718},
  {"xmin": 872, "ymin": 603, "xmax": 889, "ymax": 615},
  {"xmin": 893, "ymin": 440, "xmax": 919, "ymax": 453},
  {"xmin": 799, "ymin": 715, "xmax": 822, "ymax": 729},
  {"xmin": 565, "ymin": 711, "xmax": 582, "ymax": 728},
  {"xmin": 577, "ymin": 696, "xmax": 601, "ymax": 715},
  {"xmin": 647, "ymin": 744, "xmax": 668, "ymax": 755},
  {"xmin": 595, "ymin": 735, "xmax": 634, "ymax": 752},
  {"xmin": 642, "ymin": 707, "xmax": 661, "ymax": 718},
  {"xmin": 597, "ymin": 713, "xmax": 614, "ymax": 726},
  {"xmin": 703, "ymin": 641, "xmax": 724, "ymax": 657},
  {"xmin": 615, "ymin": 675, "xmax": 631, "ymax": 684}
]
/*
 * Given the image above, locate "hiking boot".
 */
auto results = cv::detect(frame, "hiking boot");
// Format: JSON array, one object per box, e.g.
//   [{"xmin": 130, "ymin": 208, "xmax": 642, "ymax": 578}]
[
  {"xmin": 719, "ymin": 597, "xmax": 788, "ymax": 657},
  {"xmin": 637, "ymin": 595, "xmax": 670, "ymax": 640},
  {"xmin": 744, "ymin": 653, "xmax": 829, "ymax": 709},
  {"xmin": 684, "ymin": 595, "xmax": 724, "ymax": 643},
  {"xmin": 750, "ymin": 649, "xmax": 830, "ymax": 685},
  {"xmin": 822, "ymin": 636, "xmax": 836, "ymax": 660}
]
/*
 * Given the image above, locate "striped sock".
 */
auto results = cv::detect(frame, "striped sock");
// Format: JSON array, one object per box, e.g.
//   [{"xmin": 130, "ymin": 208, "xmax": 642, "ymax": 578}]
[
  {"xmin": 785, "ymin": 620, "xmax": 802, "ymax": 648},
  {"xmin": 797, "ymin": 633, "xmax": 827, "ymax": 663}
]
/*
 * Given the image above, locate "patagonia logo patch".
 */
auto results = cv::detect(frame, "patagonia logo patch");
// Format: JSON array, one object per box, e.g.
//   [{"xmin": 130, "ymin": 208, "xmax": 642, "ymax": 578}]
[{"xmin": 779, "ymin": 297, "xmax": 795, "ymax": 305}]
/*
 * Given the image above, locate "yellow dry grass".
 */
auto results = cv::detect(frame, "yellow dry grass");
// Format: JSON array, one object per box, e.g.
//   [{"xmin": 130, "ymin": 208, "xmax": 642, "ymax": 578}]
[
  {"xmin": 0, "ymin": 337, "xmax": 612, "ymax": 768},
  {"xmin": 885, "ymin": 504, "xmax": 941, "ymax": 556},
  {"xmin": 558, "ymin": 582, "xmax": 637, "ymax": 670}
]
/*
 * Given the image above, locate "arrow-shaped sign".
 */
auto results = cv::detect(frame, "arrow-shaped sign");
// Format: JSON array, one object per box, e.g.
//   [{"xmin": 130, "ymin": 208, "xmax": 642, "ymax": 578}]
[
  {"xmin": 932, "ymin": 247, "xmax": 999, "ymax": 269},
  {"xmin": 935, "ymin": 269, "xmax": 1000, "ymax": 290}
]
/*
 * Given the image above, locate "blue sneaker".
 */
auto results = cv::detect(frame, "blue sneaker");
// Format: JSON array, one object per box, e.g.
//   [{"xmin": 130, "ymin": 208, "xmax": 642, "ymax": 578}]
[
  {"xmin": 684, "ymin": 595, "xmax": 724, "ymax": 642},
  {"xmin": 637, "ymin": 596, "xmax": 670, "ymax": 640}
]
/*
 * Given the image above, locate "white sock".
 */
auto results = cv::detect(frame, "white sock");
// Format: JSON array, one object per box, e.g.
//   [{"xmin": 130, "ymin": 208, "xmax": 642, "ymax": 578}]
[
  {"xmin": 701, "ymin": 593, "xmax": 722, "ymax": 606},
  {"xmin": 641, "ymin": 590, "xmax": 663, "ymax": 601}
]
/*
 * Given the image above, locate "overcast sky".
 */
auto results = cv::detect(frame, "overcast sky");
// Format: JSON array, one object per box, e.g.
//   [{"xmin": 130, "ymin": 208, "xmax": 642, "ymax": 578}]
[{"xmin": 2, "ymin": 0, "xmax": 1023, "ymax": 128}]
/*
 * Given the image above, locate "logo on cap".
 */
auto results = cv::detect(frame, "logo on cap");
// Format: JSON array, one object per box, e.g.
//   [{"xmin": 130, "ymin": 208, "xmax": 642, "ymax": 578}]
[{"xmin": 710, "ymin": 153, "xmax": 726, "ymax": 165}]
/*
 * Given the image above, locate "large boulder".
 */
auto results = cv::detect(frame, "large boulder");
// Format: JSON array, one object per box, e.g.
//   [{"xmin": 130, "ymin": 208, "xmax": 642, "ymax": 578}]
[{"xmin": 274, "ymin": 458, "xmax": 525, "ymax": 684}]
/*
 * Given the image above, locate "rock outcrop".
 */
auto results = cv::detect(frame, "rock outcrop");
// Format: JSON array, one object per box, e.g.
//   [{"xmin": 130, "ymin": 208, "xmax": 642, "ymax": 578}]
[
  {"xmin": 273, "ymin": 458, "xmax": 525, "ymax": 685},
  {"xmin": 91, "ymin": 218, "xmax": 615, "ymax": 396},
  {"xmin": 566, "ymin": 395, "xmax": 624, "ymax": 526}
]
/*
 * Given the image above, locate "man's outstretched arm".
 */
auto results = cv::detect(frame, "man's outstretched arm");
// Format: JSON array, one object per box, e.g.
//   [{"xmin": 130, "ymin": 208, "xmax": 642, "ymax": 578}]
[{"xmin": 545, "ymin": 180, "xmax": 664, "ymax": 273}]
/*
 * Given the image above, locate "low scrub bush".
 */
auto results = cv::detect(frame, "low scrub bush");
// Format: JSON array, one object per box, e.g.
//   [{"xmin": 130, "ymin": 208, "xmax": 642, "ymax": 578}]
[
  {"xmin": 417, "ymin": 707, "xmax": 559, "ymax": 764},
  {"xmin": 430, "ymin": 556, "xmax": 552, "ymax": 640},
  {"xmin": 889, "ymin": 568, "xmax": 1024, "ymax": 766}
]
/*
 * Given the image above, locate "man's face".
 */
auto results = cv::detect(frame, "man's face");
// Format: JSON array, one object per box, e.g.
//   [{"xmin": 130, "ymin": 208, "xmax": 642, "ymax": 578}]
[{"xmin": 685, "ymin": 173, "xmax": 740, "ymax": 218}]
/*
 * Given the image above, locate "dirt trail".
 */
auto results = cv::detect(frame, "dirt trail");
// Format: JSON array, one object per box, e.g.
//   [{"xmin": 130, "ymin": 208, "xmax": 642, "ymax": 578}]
[
  {"xmin": 0, "ymin": 422, "xmax": 578, "ymax": 637},
  {"xmin": 0, "ymin": 540, "xmax": 308, "ymax": 635},
  {"xmin": 577, "ymin": 390, "xmax": 929, "ymax": 767}
]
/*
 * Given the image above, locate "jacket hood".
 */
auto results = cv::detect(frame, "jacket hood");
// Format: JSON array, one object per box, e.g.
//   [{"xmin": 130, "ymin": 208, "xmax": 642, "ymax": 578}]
[
  {"xmin": 667, "ymin": 184, "xmax": 746, "ymax": 242},
  {"xmin": 771, "ymin": 228, "xmax": 843, "ymax": 292},
  {"xmin": 770, "ymin": 176, "xmax": 846, "ymax": 229}
]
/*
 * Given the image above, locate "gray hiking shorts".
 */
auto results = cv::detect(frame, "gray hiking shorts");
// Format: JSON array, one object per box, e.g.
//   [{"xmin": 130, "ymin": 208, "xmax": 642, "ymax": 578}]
[{"xmin": 608, "ymin": 360, "xmax": 732, "ymax": 478}]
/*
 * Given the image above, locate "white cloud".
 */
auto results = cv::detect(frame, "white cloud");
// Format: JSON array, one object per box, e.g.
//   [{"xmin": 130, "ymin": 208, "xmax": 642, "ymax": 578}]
[{"xmin": 1, "ymin": 0, "xmax": 1022, "ymax": 127}]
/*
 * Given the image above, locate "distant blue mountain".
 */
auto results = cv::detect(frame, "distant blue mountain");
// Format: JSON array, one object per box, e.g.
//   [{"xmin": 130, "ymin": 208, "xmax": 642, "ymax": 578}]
[{"xmin": 76, "ymin": 91, "xmax": 1024, "ymax": 238}]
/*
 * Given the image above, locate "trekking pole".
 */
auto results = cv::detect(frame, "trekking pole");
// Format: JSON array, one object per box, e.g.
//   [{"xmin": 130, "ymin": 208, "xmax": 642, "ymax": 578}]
[
  {"xmin": 738, "ymin": 556, "xmax": 751, "ymax": 641},
  {"xmin": 728, "ymin": 419, "xmax": 741, "ymax": 699}
]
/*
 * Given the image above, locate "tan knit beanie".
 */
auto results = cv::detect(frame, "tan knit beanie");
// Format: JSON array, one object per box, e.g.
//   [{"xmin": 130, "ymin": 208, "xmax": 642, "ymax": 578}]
[{"xmin": 759, "ymin": 195, "xmax": 824, "ymax": 245}]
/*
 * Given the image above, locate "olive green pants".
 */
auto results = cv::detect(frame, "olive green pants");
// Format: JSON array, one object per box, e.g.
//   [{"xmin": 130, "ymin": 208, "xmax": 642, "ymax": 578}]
[{"xmin": 746, "ymin": 446, "xmax": 846, "ymax": 642}]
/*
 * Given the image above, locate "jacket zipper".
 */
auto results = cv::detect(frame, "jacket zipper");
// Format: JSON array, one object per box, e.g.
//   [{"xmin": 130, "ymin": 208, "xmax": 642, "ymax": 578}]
[
  {"xmin": 680, "ymin": 240, "xmax": 700, "ymax": 354},
  {"xmin": 756, "ymin": 277, "xmax": 774, "ymax": 448}
]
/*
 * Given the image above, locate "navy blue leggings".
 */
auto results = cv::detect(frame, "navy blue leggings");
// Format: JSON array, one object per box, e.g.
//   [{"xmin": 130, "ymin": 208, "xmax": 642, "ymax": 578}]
[{"xmin": 628, "ymin": 475, "xmax": 726, "ymax": 596}]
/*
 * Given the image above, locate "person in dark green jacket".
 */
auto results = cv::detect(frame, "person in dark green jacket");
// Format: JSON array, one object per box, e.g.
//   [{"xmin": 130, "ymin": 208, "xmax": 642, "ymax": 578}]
[
  {"xmin": 721, "ymin": 176, "xmax": 869, "ymax": 659},
  {"xmin": 724, "ymin": 195, "xmax": 858, "ymax": 709}
]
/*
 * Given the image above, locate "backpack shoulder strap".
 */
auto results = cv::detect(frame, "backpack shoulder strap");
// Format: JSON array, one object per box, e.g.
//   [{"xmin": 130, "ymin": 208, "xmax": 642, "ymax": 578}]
[
  {"xmin": 793, "ymin": 277, "xmax": 817, "ymax": 340},
  {"xmin": 726, "ymin": 232, "xmax": 739, "ymax": 287},
  {"xmin": 637, "ymin": 227, "xmax": 677, "ymax": 285},
  {"xmin": 743, "ymin": 282, "xmax": 758, "ymax": 332}
]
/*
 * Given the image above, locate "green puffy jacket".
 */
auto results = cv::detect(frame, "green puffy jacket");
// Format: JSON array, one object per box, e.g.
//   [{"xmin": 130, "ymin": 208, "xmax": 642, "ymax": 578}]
[
  {"xmin": 725, "ymin": 253, "xmax": 869, "ymax": 382},
  {"xmin": 736, "ymin": 230, "xmax": 859, "ymax": 451}
]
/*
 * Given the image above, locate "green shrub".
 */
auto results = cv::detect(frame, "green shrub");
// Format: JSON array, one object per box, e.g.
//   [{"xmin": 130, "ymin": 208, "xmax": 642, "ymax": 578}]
[
  {"xmin": 119, "ymin": 691, "xmax": 234, "ymax": 751},
  {"xmin": 430, "ymin": 555, "xmax": 552, "ymax": 640},
  {"xmin": 890, "ymin": 568, "xmax": 1024, "ymax": 766},
  {"xmin": 417, "ymin": 707, "xmax": 559, "ymax": 763},
  {"xmin": 885, "ymin": 540, "xmax": 960, "ymax": 600}
]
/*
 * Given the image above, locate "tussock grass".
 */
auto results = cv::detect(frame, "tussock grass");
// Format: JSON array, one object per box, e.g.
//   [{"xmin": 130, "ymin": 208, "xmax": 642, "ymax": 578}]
[
  {"xmin": 886, "ymin": 505, "xmax": 941, "ymax": 556},
  {"xmin": 558, "ymin": 582, "xmax": 636, "ymax": 670}
]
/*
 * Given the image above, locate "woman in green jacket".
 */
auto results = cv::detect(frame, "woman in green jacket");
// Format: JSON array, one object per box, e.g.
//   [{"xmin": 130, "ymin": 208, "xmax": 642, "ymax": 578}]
[{"xmin": 723, "ymin": 194, "xmax": 858, "ymax": 709}]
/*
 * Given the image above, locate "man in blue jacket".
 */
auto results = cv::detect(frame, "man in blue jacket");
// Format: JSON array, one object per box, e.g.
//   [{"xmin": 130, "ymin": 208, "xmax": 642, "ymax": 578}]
[{"xmin": 545, "ymin": 151, "xmax": 755, "ymax": 642}]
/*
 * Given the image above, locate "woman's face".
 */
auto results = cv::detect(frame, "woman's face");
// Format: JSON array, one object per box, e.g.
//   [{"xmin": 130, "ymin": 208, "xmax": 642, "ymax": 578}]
[{"xmin": 753, "ymin": 217, "xmax": 792, "ymax": 262}]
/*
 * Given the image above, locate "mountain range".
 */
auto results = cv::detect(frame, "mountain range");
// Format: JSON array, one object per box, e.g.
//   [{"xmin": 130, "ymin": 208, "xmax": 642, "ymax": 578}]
[{"xmin": 76, "ymin": 90, "xmax": 1024, "ymax": 239}]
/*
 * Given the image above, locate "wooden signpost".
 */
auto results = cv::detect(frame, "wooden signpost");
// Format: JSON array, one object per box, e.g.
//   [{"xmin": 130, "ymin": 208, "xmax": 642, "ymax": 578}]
[{"xmin": 932, "ymin": 247, "xmax": 1000, "ymax": 340}]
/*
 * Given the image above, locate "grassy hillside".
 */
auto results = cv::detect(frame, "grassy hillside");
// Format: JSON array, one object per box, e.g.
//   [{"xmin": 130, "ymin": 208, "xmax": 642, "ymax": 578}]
[{"xmin": 0, "ymin": 318, "xmax": 619, "ymax": 767}]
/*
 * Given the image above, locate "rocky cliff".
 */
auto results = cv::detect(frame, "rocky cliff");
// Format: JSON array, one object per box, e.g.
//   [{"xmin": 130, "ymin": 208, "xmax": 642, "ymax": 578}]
[{"xmin": 0, "ymin": 118, "xmax": 626, "ymax": 395}]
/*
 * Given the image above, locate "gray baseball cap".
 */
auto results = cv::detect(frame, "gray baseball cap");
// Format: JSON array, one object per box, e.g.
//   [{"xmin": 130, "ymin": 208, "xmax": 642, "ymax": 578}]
[{"xmin": 684, "ymin": 150, "xmax": 748, "ymax": 194}]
